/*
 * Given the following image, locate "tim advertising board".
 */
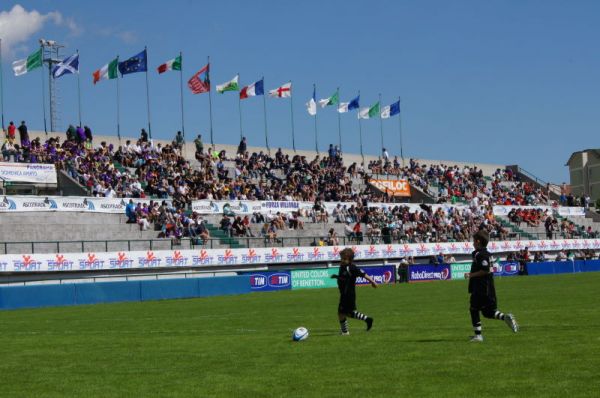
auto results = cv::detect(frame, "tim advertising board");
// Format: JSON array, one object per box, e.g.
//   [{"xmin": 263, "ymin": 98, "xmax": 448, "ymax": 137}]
[
  {"xmin": 245, "ymin": 271, "xmax": 292, "ymax": 292},
  {"xmin": 408, "ymin": 264, "xmax": 451, "ymax": 282},
  {"xmin": 493, "ymin": 261, "xmax": 519, "ymax": 277},
  {"xmin": 356, "ymin": 265, "xmax": 396, "ymax": 285}
]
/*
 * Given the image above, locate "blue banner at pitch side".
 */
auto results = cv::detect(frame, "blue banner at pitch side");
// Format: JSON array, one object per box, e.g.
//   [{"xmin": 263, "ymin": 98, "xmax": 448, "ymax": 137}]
[
  {"xmin": 244, "ymin": 271, "xmax": 292, "ymax": 292},
  {"xmin": 493, "ymin": 261, "xmax": 520, "ymax": 277},
  {"xmin": 356, "ymin": 265, "xmax": 396, "ymax": 285},
  {"xmin": 408, "ymin": 264, "xmax": 451, "ymax": 282}
]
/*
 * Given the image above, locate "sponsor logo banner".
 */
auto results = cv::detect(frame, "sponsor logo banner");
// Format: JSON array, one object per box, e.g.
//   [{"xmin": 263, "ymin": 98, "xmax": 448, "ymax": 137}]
[
  {"xmin": 0, "ymin": 162, "xmax": 57, "ymax": 184},
  {"xmin": 450, "ymin": 262, "xmax": 471, "ymax": 280},
  {"xmin": 494, "ymin": 261, "xmax": 520, "ymax": 276},
  {"xmin": 368, "ymin": 179, "xmax": 411, "ymax": 197},
  {"xmin": 245, "ymin": 271, "xmax": 292, "ymax": 291},
  {"xmin": 291, "ymin": 268, "xmax": 339, "ymax": 290},
  {"xmin": 0, "ymin": 195, "xmax": 170, "ymax": 214},
  {"xmin": 356, "ymin": 265, "xmax": 396, "ymax": 285},
  {"xmin": 408, "ymin": 264, "xmax": 451, "ymax": 282}
]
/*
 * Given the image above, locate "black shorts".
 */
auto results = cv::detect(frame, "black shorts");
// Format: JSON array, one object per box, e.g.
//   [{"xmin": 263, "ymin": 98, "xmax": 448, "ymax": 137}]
[
  {"xmin": 470, "ymin": 293, "xmax": 497, "ymax": 311},
  {"xmin": 338, "ymin": 293, "xmax": 356, "ymax": 314}
]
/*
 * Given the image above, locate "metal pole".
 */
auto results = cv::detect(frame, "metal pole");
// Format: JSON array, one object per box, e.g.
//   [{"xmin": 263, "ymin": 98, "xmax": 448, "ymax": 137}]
[
  {"xmin": 262, "ymin": 76, "xmax": 269, "ymax": 153},
  {"xmin": 379, "ymin": 93, "xmax": 384, "ymax": 158},
  {"xmin": 238, "ymin": 73, "xmax": 243, "ymax": 140},
  {"xmin": 357, "ymin": 90, "xmax": 363, "ymax": 163},
  {"xmin": 207, "ymin": 56, "xmax": 214, "ymax": 147},
  {"xmin": 337, "ymin": 87, "xmax": 342, "ymax": 152},
  {"xmin": 290, "ymin": 80, "xmax": 296, "ymax": 152},
  {"xmin": 144, "ymin": 46, "xmax": 152, "ymax": 139},
  {"xmin": 116, "ymin": 56, "xmax": 121, "ymax": 141},
  {"xmin": 41, "ymin": 46, "xmax": 48, "ymax": 135},
  {"xmin": 313, "ymin": 84, "xmax": 319, "ymax": 154},
  {"xmin": 398, "ymin": 97, "xmax": 404, "ymax": 167},
  {"xmin": 179, "ymin": 51, "xmax": 185, "ymax": 140},
  {"xmin": 76, "ymin": 50, "xmax": 82, "ymax": 127},
  {"xmin": 0, "ymin": 38, "xmax": 4, "ymax": 130}
]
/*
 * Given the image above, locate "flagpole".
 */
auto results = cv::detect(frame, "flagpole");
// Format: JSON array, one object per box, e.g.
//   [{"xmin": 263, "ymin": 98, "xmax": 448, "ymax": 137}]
[
  {"xmin": 357, "ymin": 90, "xmax": 363, "ymax": 164},
  {"xmin": 238, "ymin": 72, "xmax": 243, "ymax": 141},
  {"xmin": 76, "ymin": 50, "xmax": 82, "ymax": 127},
  {"xmin": 179, "ymin": 51, "xmax": 185, "ymax": 140},
  {"xmin": 398, "ymin": 96, "xmax": 404, "ymax": 167},
  {"xmin": 379, "ymin": 93, "xmax": 384, "ymax": 158},
  {"xmin": 262, "ymin": 76, "xmax": 270, "ymax": 154},
  {"xmin": 116, "ymin": 55, "xmax": 121, "ymax": 141},
  {"xmin": 290, "ymin": 80, "xmax": 296, "ymax": 152},
  {"xmin": 207, "ymin": 56, "xmax": 214, "ymax": 148},
  {"xmin": 337, "ymin": 86, "xmax": 342, "ymax": 152},
  {"xmin": 0, "ymin": 38, "xmax": 4, "ymax": 130},
  {"xmin": 313, "ymin": 84, "xmax": 319, "ymax": 154},
  {"xmin": 41, "ymin": 46, "xmax": 48, "ymax": 135},
  {"xmin": 144, "ymin": 46, "xmax": 152, "ymax": 140}
]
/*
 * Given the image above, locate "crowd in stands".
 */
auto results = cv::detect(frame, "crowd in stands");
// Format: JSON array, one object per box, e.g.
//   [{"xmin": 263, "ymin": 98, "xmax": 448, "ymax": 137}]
[{"xmin": 2, "ymin": 120, "xmax": 598, "ymax": 245}]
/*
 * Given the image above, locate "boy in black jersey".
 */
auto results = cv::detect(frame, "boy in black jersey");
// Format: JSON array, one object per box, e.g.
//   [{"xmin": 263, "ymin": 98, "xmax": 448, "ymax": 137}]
[
  {"xmin": 466, "ymin": 230, "xmax": 519, "ymax": 342},
  {"xmin": 331, "ymin": 248, "xmax": 377, "ymax": 335}
]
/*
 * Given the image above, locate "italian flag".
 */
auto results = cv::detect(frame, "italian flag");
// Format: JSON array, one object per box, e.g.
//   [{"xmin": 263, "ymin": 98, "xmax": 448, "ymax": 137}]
[
  {"xmin": 157, "ymin": 55, "xmax": 182, "ymax": 74},
  {"xmin": 93, "ymin": 58, "xmax": 119, "ymax": 84},
  {"xmin": 318, "ymin": 89, "xmax": 339, "ymax": 108},
  {"xmin": 358, "ymin": 102, "xmax": 380, "ymax": 119},
  {"xmin": 12, "ymin": 48, "xmax": 43, "ymax": 76}
]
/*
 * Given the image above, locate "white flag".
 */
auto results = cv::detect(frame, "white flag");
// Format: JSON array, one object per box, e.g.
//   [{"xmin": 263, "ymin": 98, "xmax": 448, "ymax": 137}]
[
  {"xmin": 306, "ymin": 98, "xmax": 317, "ymax": 116},
  {"xmin": 358, "ymin": 107, "xmax": 370, "ymax": 119},
  {"xmin": 380, "ymin": 105, "xmax": 391, "ymax": 119},
  {"xmin": 12, "ymin": 59, "xmax": 27, "ymax": 76},
  {"xmin": 338, "ymin": 102, "xmax": 349, "ymax": 113}
]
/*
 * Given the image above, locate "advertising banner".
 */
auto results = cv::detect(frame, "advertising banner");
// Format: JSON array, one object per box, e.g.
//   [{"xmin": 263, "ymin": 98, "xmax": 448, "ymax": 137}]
[
  {"xmin": 0, "ymin": 195, "xmax": 170, "ymax": 214},
  {"xmin": 450, "ymin": 262, "xmax": 471, "ymax": 280},
  {"xmin": 291, "ymin": 268, "xmax": 339, "ymax": 290},
  {"xmin": 245, "ymin": 271, "xmax": 292, "ymax": 292},
  {"xmin": 0, "ymin": 162, "xmax": 57, "ymax": 184},
  {"xmin": 356, "ymin": 265, "xmax": 396, "ymax": 285},
  {"xmin": 369, "ymin": 179, "xmax": 411, "ymax": 197},
  {"xmin": 408, "ymin": 264, "xmax": 452, "ymax": 282},
  {"xmin": 557, "ymin": 207, "xmax": 585, "ymax": 217},
  {"xmin": 0, "ymin": 240, "xmax": 598, "ymax": 273},
  {"xmin": 492, "ymin": 205, "xmax": 552, "ymax": 216},
  {"xmin": 493, "ymin": 261, "xmax": 520, "ymax": 277}
]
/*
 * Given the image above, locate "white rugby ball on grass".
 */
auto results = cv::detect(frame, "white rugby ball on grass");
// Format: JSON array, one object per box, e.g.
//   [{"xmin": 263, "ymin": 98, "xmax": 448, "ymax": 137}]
[{"xmin": 292, "ymin": 327, "xmax": 309, "ymax": 341}]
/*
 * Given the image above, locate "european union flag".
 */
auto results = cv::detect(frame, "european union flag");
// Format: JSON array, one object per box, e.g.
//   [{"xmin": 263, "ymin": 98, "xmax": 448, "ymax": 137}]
[
  {"xmin": 390, "ymin": 100, "xmax": 401, "ymax": 117},
  {"xmin": 118, "ymin": 49, "xmax": 147, "ymax": 75},
  {"xmin": 348, "ymin": 95, "xmax": 360, "ymax": 111}
]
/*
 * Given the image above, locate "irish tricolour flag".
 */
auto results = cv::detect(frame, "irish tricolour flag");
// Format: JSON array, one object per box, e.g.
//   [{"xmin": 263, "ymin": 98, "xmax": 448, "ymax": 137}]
[
  {"xmin": 93, "ymin": 58, "xmax": 119, "ymax": 84},
  {"xmin": 157, "ymin": 55, "xmax": 182, "ymax": 74}
]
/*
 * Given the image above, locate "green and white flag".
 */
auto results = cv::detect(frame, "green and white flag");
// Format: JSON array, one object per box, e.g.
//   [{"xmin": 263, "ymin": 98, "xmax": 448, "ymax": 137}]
[
  {"xmin": 12, "ymin": 48, "xmax": 43, "ymax": 76},
  {"xmin": 216, "ymin": 75, "xmax": 239, "ymax": 93},
  {"xmin": 318, "ymin": 89, "xmax": 339, "ymax": 108},
  {"xmin": 358, "ymin": 102, "xmax": 380, "ymax": 119}
]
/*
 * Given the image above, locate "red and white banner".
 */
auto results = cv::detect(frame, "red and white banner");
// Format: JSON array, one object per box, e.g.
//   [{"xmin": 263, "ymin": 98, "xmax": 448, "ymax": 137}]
[{"xmin": 0, "ymin": 239, "xmax": 597, "ymax": 273}]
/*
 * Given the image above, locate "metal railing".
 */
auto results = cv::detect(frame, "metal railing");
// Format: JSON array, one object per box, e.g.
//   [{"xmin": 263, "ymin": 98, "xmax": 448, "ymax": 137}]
[{"xmin": 2, "ymin": 231, "xmax": 595, "ymax": 255}]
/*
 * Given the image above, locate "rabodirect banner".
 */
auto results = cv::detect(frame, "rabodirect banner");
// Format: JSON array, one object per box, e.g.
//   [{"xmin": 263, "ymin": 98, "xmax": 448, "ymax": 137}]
[
  {"xmin": 245, "ymin": 271, "xmax": 292, "ymax": 292},
  {"xmin": 356, "ymin": 265, "xmax": 396, "ymax": 285},
  {"xmin": 408, "ymin": 264, "xmax": 452, "ymax": 282},
  {"xmin": 291, "ymin": 268, "xmax": 339, "ymax": 290}
]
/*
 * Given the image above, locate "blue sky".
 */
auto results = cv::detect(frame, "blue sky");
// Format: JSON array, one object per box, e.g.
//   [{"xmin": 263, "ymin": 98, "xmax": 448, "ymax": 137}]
[{"xmin": 1, "ymin": 1, "xmax": 599, "ymax": 183}]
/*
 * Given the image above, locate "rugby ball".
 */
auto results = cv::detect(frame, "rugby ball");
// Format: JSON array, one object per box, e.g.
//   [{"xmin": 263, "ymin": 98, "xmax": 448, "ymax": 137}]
[{"xmin": 292, "ymin": 326, "xmax": 309, "ymax": 341}]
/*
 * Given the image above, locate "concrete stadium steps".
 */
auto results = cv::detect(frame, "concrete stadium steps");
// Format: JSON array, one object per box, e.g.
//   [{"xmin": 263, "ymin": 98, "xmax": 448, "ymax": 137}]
[
  {"xmin": 495, "ymin": 216, "xmax": 538, "ymax": 240},
  {"xmin": 0, "ymin": 212, "xmax": 127, "ymax": 225}
]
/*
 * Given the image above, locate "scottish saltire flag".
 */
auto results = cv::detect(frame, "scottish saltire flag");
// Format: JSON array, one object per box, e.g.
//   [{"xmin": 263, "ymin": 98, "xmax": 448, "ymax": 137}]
[
  {"xmin": 118, "ymin": 49, "xmax": 147, "ymax": 75},
  {"xmin": 240, "ymin": 78, "xmax": 264, "ymax": 99},
  {"xmin": 306, "ymin": 86, "xmax": 317, "ymax": 116},
  {"xmin": 381, "ymin": 100, "xmax": 401, "ymax": 119},
  {"xmin": 52, "ymin": 52, "xmax": 79, "ymax": 78}
]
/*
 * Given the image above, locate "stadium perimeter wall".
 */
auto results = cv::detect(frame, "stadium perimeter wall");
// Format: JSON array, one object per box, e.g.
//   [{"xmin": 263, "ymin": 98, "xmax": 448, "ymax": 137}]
[
  {"xmin": 1, "ymin": 260, "xmax": 599, "ymax": 310},
  {"xmin": 0, "ymin": 275, "xmax": 250, "ymax": 310}
]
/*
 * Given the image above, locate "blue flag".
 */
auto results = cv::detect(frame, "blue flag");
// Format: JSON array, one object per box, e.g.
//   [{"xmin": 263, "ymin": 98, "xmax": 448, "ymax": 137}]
[
  {"xmin": 390, "ymin": 100, "xmax": 400, "ymax": 116},
  {"xmin": 52, "ymin": 53, "xmax": 79, "ymax": 79},
  {"xmin": 348, "ymin": 95, "xmax": 360, "ymax": 111},
  {"xmin": 118, "ymin": 49, "xmax": 147, "ymax": 75}
]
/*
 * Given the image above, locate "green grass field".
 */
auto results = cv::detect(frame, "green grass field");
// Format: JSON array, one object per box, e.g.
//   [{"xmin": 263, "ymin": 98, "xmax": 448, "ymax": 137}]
[{"xmin": 1, "ymin": 273, "xmax": 599, "ymax": 397}]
